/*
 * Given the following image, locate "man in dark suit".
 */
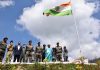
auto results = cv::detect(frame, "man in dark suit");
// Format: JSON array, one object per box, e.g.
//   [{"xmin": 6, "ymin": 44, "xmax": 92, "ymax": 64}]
[{"xmin": 13, "ymin": 42, "xmax": 22, "ymax": 62}]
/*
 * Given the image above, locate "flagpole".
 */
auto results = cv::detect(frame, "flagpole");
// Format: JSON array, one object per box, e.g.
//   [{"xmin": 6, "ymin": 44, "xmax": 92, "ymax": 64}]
[{"xmin": 70, "ymin": 0, "xmax": 82, "ymax": 58}]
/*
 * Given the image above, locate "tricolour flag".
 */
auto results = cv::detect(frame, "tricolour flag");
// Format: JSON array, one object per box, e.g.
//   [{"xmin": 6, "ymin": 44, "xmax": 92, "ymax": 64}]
[{"xmin": 43, "ymin": 2, "xmax": 72, "ymax": 16}]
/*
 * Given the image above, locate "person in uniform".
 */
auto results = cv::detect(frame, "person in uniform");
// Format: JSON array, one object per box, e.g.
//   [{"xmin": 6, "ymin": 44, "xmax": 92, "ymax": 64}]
[
  {"xmin": 25, "ymin": 40, "xmax": 34, "ymax": 63},
  {"xmin": 20, "ymin": 44, "xmax": 26, "ymax": 63},
  {"xmin": 6, "ymin": 40, "xmax": 14, "ymax": 63},
  {"xmin": 0, "ymin": 37, "xmax": 8, "ymax": 62},
  {"xmin": 63, "ymin": 46, "xmax": 68, "ymax": 62},
  {"xmin": 35, "ymin": 42, "xmax": 42, "ymax": 62},
  {"xmin": 55, "ymin": 42, "xmax": 62, "ymax": 61}
]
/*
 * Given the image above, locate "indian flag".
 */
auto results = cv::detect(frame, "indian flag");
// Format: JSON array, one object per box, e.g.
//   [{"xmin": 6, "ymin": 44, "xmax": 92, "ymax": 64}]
[{"xmin": 43, "ymin": 2, "xmax": 72, "ymax": 16}]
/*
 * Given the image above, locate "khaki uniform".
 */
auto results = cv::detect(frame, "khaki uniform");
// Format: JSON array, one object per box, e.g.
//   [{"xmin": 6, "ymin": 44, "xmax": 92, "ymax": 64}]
[
  {"xmin": 0, "ymin": 41, "xmax": 7, "ymax": 62},
  {"xmin": 26, "ymin": 45, "xmax": 33, "ymax": 62},
  {"xmin": 35, "ymin": 46, "xmax": 42, "ymax": 62},
  {"xmin": 6, "ymin": 45, "xmax": 13, "ymax": 63},
  {"xmin": 55, "ymin": 46, "xmax": 62, "ymax": 61}
]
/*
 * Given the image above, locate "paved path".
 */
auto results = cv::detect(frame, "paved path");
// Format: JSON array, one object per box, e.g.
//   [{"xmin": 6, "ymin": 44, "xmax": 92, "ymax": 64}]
[{"xmin": 0, "ymin": 62, "xmax": 97, "ymax": 65}]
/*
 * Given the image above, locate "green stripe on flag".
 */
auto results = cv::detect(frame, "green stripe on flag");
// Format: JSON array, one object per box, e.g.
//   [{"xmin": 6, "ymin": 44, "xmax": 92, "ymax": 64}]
[{"xmin": 44, "ymin": 9, "xmax": 72, "ymax": 16}]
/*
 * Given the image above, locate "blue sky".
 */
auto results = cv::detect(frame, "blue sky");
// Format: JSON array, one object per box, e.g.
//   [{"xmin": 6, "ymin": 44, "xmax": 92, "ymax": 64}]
[
  {"xmin": 0, "ymin": 0, "xmax": 100, "ymax": 44},
  {"xmin": 0, "ymin": 0, "xmax": 39, "ymax": 45},
  {"xmin": 0, "ymin": 0, "xmax": 100, "ymax": 59}
]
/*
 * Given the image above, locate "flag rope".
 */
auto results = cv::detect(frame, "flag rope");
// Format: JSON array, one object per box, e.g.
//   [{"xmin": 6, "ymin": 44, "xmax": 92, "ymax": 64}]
[{"xmin": 70, "ymin": 0, "xmax": 82, "ymax": 57}]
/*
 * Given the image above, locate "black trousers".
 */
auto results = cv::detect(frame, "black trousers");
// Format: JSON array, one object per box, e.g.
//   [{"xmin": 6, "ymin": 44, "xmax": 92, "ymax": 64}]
[
  {"xmin": 56, "ymin": 54, "xmax": 62, "ymax": 61},
  {"xmin": 42, "ymin": 54, "xmax": 45, "ymax": 62},
  {"xmin": 0, "ymin": 53, "xmax": 4, "ymax": 62},
  {"xmin": 13, "ymin": 55, "xmax": 20, "ymax": 62},
  {"xmin": 64, "ymin": 56, "xmax": 68, "ymax": 62},
  {"xmin": 20, "ymin": 55, "xmax": 25, "ymax": 62}
]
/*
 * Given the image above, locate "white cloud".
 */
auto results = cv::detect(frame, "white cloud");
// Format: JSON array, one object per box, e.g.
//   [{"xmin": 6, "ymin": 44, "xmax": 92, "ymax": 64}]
[
  {"xmin": 17, "ymin": 0, "xmax": 100, "ymax": 59},
  {"xmin": 0, "ymin": 0, "xmax": 14, "ymax": 8}
]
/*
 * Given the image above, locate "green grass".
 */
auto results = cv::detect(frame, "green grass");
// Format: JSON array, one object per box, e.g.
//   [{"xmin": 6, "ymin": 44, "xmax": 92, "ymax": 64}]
[{"xmin": 0, "ymin": 63, "xmax": 99, "ymax": 70}]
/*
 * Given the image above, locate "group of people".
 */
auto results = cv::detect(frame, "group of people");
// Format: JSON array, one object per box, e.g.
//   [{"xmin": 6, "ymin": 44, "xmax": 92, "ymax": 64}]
[{"xmin": 0, "ymin": 37, "xmax": 68, "ymax": 63}]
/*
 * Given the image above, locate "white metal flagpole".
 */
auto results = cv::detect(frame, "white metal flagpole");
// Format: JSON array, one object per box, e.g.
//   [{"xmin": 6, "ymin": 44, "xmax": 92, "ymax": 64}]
[{"xmin": 70, "ymin": 0, "xmax": 82, "ymax": 58}]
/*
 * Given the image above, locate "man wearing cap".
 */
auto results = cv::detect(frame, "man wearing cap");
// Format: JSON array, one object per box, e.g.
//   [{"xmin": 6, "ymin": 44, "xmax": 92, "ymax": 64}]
[
  {"xmin": 25, "ymin": 40, "xmax": 34, "ymax": 63},
  {"xmin": 35, "ymin": 42, "xmax": 42, "ymax": 62},
  {"xmin": 0, "ymin": 37, "xmax": 8, "ymax": 62},
  {"xmin": 20, "ymin": 44, "xmax": 26, "ymax": 63},
  {"xmin": 63, "ymin": 46, "xmax": 68, "ymax": 62},
  {"xmin": 6, "ymin": 40, "xmax": 14, "ymax": 63},
  {"xmin": 55, "ymin": 42, "xmax": 62, "ymax": 61}
]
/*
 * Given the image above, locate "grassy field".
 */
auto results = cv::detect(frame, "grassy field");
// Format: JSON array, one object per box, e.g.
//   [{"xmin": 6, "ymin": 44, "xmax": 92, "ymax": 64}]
[{"xmin": 0, "ymin": 63, "xmax": 100, "ymax": 70}]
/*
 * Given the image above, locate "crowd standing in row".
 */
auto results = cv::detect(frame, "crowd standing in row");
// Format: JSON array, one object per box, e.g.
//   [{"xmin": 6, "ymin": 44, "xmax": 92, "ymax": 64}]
[{"xmin": 0, "ymin": 37, "xmax": 68, "ymax": 63}]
